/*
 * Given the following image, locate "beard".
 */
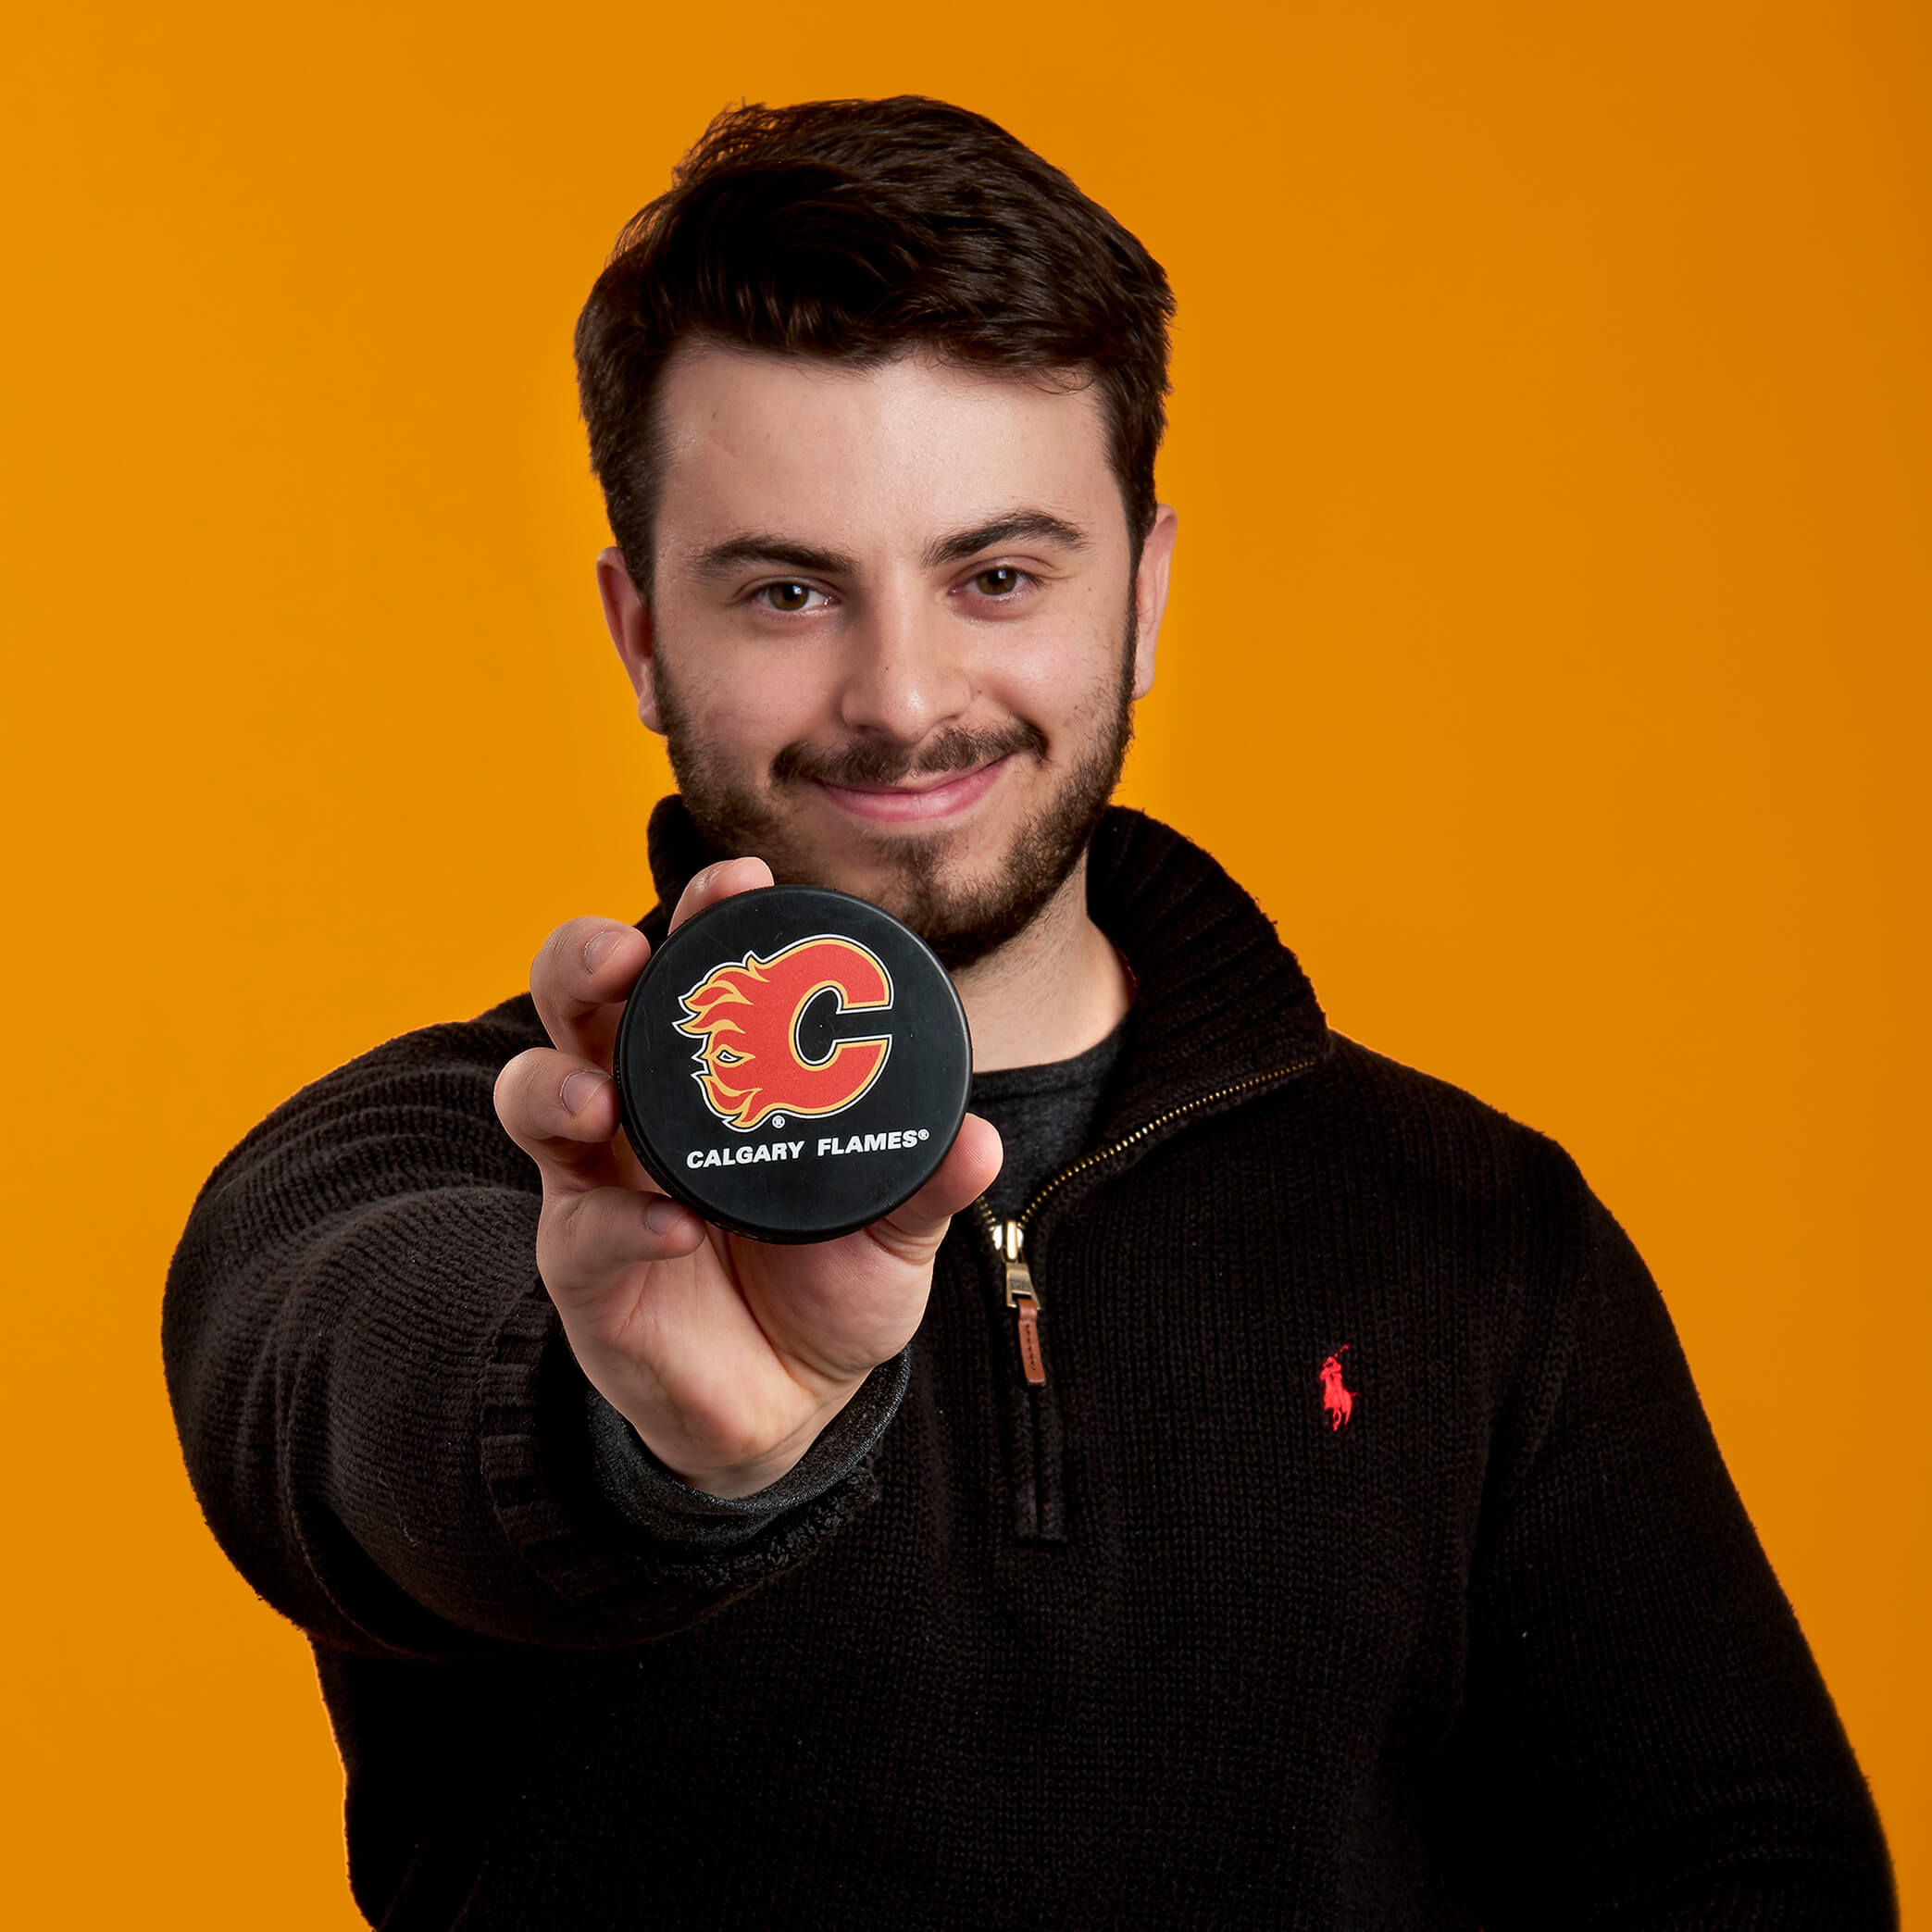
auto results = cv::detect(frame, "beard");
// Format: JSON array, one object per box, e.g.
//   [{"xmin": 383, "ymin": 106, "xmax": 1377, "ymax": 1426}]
[{"xmin": 656, "ymin": 615, "xmax": 1138, "ymax": 971}]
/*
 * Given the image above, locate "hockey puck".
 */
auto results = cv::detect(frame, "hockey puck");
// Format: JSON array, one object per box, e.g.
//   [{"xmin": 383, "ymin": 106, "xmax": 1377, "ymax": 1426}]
[{"xmin": 614, "ymin": 886, "xmax": 973, "ymax": 1243}]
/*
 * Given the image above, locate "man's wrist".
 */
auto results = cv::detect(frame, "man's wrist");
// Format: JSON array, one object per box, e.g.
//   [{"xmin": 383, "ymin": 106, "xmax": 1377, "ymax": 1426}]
[
  {"xmin": 661, "ymin": 1395, "xmax": 860, "ymax": 1499},
  {"xmin": 585, "ymin": 1349, "xmax": 914, "ymax": 1548}
]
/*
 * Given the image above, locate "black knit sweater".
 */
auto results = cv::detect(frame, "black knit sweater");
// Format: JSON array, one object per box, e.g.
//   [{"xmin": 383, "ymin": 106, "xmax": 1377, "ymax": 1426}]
[{"xmin": 162, "ymin": 804, "xmax": 1893, "ymax": 1928}]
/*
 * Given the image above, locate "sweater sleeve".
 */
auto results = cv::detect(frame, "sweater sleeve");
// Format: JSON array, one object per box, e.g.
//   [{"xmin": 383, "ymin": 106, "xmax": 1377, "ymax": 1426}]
[
  {"xmin": 161, "ymin": 1003, "xmax": 902, "ymax": 1658},
  {"xmin": 1454, "ymin": 1181, "xmax": 1895, "ymax": 1926}
]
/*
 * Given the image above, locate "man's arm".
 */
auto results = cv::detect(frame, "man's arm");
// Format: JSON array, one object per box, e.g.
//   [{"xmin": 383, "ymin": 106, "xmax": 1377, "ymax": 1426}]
[
  {"xmin": 1451, "ymin": 1183, "xmax": 1895, "ymax": 1926},
  {"xmin": 162, "ymin": 1008, "xmax": 908, "ymax": 1655},
  {"xmin": 163, "ymin": 860, "xmax": 998, "ymax": 1657}
]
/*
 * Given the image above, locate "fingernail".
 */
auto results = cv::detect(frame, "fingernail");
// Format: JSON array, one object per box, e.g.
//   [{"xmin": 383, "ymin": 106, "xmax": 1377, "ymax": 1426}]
[
  {"xmin": 582, "ymin": 929, "xmax": 625, "ymax": 976},
  {"xmin": 644, "ymin": 1201, "xmax": 684, "ymax": 1237},
  {"xmin": 560, "ymin": 1069, "xmax": 605, "ymax": 1116}
]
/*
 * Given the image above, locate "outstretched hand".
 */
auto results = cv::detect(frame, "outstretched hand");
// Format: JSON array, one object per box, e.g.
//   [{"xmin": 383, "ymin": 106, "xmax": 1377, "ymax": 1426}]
[{"xmin": 493, "ymin": 857, "xmax": 1002, "ymax": 1497}]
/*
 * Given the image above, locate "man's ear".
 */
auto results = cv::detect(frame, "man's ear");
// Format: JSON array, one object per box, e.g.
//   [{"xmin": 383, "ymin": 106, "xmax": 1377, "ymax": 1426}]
[
  {"xmin": 1131, "ymin": 504, "xmax": 1178, "ymax": 701},
  {"xmin": 596, "ymin": 546, "xmax": 665, "ymax": 734}
]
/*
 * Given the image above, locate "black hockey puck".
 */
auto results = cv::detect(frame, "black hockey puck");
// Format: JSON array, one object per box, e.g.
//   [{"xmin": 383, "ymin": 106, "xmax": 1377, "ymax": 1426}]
[{"xmin": 614, "ymin": 886, "xmax": 973, "ymax": 1243}]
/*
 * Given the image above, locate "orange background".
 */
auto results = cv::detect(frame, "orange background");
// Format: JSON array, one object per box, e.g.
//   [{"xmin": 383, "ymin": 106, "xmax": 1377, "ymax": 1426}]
[{"xmin": 3, "ymin": 1, "xmax": 1926, "ymax": 1923}]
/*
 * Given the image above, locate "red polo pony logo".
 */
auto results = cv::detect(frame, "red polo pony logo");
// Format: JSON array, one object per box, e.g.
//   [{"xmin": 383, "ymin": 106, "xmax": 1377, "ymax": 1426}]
[{"xmin": 1319, "ymin": 1346, "xmax": 1355, "ymax": 1431}]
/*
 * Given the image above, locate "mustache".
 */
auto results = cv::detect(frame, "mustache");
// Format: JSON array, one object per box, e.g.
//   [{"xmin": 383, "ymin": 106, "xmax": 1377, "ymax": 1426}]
[{"xmin": 772, "ymin": 721, "xmax": 1048, "ymax": 790}]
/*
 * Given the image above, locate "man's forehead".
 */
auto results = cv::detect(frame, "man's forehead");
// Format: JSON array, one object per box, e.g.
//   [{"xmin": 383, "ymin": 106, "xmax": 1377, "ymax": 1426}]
[{"xmin": 652, "ymin": 343, "xmax": 1120, "ymax": 565}]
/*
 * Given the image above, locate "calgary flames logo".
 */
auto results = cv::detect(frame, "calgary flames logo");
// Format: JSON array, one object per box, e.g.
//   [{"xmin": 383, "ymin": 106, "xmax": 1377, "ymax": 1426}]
[{"xmin": 677, "ymin": 934, "xmax": 894, "ymax": 1132}]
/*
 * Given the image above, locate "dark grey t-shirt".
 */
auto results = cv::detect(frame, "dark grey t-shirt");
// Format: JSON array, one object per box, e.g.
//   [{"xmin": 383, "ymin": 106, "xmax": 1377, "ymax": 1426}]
[
  {"xmin": 970, "ymin": 1020, "xmax": 1128, "ymax": 1221},
  {"xmin": 590, "ymin": 1019, "xmax": 1130, "ymax": 1538}
]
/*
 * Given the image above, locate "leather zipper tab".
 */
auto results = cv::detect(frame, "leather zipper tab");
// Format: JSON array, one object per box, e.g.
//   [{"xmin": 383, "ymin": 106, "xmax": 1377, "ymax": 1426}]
[
  {"xmin": 1013, "ymin": 1281, "xmax": 1045, "ymax": 1385},
  {"xmin": 997, "ymin": 1219, "xmax": 1046, "ymax": 1386}
]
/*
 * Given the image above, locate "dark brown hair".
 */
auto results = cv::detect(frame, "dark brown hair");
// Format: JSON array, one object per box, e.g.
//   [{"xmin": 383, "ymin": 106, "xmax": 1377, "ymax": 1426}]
[{"xmin": 574, "ymin": 96, "xmax": 1174, "ymax": 595}]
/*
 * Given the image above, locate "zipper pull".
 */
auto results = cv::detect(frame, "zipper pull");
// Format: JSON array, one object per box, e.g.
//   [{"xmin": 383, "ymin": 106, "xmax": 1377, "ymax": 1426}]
[{"xmin": 998, "ymin": 1219, "xmax": 1046, "ymax": 1386}]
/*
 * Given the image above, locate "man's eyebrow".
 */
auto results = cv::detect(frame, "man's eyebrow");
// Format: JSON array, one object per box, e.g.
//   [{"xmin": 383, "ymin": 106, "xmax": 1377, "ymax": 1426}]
[
  {"xmin": 924, "ymin": 513, "xmax": 1091, "ymax": 568},
  {"xmin": 688, "ymin": 534, "xmax": 860, "ymax": 580}
]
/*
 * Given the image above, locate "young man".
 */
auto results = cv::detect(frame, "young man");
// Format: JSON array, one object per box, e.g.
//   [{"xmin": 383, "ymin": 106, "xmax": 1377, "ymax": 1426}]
[{"xmin": 165, "ymin": 97, "xmax": 1893, "ymax": 1926}]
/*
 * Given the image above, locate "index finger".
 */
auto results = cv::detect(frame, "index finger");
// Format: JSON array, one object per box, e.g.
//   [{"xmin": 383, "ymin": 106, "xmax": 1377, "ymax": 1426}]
[
  {"xmin": 530, "ymin": 916, "xmax": 653, "ymax": 1069},
  {"xmin": 530, "ymin": 858, "xmax": 777, "ymax": 1068},
  {"xmin": 667, "ymin": 854, "xmax": 775, "ymax": 932}
]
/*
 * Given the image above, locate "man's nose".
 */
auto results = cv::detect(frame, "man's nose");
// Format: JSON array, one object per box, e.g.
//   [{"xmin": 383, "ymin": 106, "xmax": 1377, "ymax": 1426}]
[{"xmin": 833, "ymin": 586, "xmax": 975, "ymax": 745}]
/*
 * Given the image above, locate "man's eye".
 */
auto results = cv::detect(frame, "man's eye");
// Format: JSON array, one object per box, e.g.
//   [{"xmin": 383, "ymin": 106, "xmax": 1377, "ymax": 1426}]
[
  {"xmin": 969, "ymin": 566, "xmax": 1028, "ymax": 597},
  {"xmin": 757, "ymin": 581, "xmax": 823, "ymax": 613}
]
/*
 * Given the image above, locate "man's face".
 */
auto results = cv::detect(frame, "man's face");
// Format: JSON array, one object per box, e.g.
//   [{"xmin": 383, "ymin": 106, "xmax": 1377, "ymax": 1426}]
[{"xmin": 599, "ymin": 345, "xmax": 1175, "ymax": 967}]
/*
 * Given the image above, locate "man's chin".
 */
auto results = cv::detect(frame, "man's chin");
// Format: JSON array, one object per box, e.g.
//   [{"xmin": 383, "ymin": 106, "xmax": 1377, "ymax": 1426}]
[
  {"xmin": 717, "ymin": 821, "xmax": 1052, "ymax": 972},
  {"xmin": 876, "ymin": 841, "xmax": 1091, "ymax": 972},
  {"xmin": 775, "ymin": 844, "xmax": 1008, "ymax": 959},
  {"xmin": 745, "ymin": 806, "xmax": 952, "ymax": 891}
]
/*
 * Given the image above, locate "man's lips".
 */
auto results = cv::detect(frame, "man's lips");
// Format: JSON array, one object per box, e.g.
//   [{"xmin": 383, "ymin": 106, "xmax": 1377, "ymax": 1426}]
[{"xmin": 811, "ymin": 756, "xmax": 1009, "ymax": 824}]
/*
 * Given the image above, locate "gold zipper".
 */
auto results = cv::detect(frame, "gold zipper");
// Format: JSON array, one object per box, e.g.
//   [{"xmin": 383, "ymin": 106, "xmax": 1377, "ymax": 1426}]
[
  {"xmin": 975, "ymin": 1055, "xmax": 1323, "ymax": 1387},
  {"xmin": 992, "ymin": 1217, "xmax": 1045, "ymax": 1386}
]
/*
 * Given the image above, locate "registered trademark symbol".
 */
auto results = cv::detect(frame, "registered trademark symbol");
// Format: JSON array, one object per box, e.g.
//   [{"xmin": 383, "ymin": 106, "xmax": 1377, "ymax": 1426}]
[{"xmin": 771, "ymin": 1116, "xmax": 786, "ymax": 1128}]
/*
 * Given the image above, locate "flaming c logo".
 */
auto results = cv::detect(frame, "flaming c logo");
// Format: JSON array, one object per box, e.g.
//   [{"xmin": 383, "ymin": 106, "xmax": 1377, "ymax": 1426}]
[{"xmin": 677, "ymin": 934, "xmax": 894, "ymax": 1132}]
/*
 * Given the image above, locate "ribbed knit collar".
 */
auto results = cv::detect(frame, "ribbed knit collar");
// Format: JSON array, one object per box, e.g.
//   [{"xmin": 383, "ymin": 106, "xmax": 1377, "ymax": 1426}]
[
  {"xmin": 1081, "ymin": 807, "xmax": 1330, "ymax": 1141},
  {"xmin": 640, "ymin": 795, "xmax": 1329, "ymax": 1138}
]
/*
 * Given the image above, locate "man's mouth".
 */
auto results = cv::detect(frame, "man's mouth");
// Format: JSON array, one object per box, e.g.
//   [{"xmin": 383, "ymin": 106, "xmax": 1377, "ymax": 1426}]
[
  {"xmin": 771, "ymin": 721, "xmax": 1047, "ymax": 829},
  {"xmin": 812, "ymin": 756, "xmax": 1011, "ymax": 824}
]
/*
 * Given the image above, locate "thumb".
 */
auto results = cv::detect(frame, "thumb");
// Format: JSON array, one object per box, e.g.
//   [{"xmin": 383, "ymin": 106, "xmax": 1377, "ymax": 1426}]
[{"xmin": 864, "ymin": 1114, "xmax": 1003, "ymax": 1267}]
